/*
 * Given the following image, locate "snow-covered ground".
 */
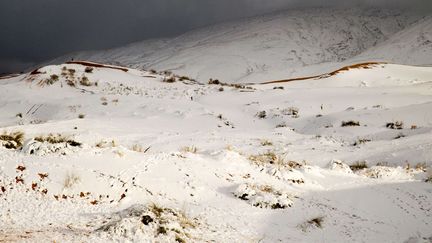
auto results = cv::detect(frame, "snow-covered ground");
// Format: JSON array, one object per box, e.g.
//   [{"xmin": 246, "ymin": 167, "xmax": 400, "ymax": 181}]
[{"xmin": 1, "ymin": 61, "xmax": 431, "ymax": 242}]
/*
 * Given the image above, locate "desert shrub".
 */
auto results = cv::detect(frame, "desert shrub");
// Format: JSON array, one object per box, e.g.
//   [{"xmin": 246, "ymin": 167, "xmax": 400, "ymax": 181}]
[
  {"xmin": 80, "ymin": 76, "xmax": 92, "ymax": 86},
  {"xmin": 352, "ymin": 138, "xmax": 371, "ymax": 146},
  {"xmin": 16, "ymin": 113, "xmax": 23, "ymax": 118},
  {"xmin": 78, "ymin": 114, "xmax": 85, "ymax": 119},
  {"xmin": 218, "ymin": 87, "xmax": 224, "ymax": 92},
  {"xmin": 349, "ymin": 161, "xmax": 368, "ymax": 171},
  {"xmin": 300, "ymin": 216, "xmax": 324, "ymax": 232},
  {"xmin": 386, "ymin": 121, "xmax": 403, "ymax": 130},
  {"xmin": 276, "ymin": 123, "xmax": 287, "ymax": 128},
  {"xmin": 256, "ymin": 111, "xmax": 267, "ymax": 119},
  {"xmin": 273, "ymin": 86, "xmax": 284, "ymax": 90},
  {"xmin": 249, "ymin": 151, "xmax": 304, "ymax": 169},
  {"xmin": 341, "ymin": 120, "xmax": 360, "ymax": 127},
  {"xmin": 66, "ymin": 79, "xmax": 75, "ymax": 87},
  {"xmin": 0, "ymin": 131, "xmax": 25, "ymax": 149},
  {"xmin": 163, "ymin": 76, "xmax": 176, "ymax": 83},
  {"xmin": 50, "ymin": 74, "xmax": 59, "ymax": 81},
  {"xmin": 281, "ymin": 107, "xmax": 299, "ymax": 118},
  {"xmin": 415, "ymin": 162, "xmax": 428, "ymax": 171},
  {"xmin": 233, "ymin": 183, "xmax": 294, "ymax": 209},
  {"xmin": 208, "ymin": 78, "xmax": 220, "ymax": 85},
  {"xmin": 97, "ymin": 204, "xmax": 197, "ymax": 241},
  {"xmin": 96, "ymin": 140, "xmax": 116, "ymax": 148},
  {"xmin": 260, "ymin": 140, "xmax": 273, "ymax": 146},
  {"xmin": 181, "ymin": 146, "xmax": 197, "ymax": 154},
  {"xmin": 84, "ymin": 67, "xmax": 94, "ymax": 73},
  {"xmin": 42, "ymin": 74, "xmax": 59, "ymax": 85},
  {"xmin": 149, "ymin": 69, "xmax": 157, "ymax": 74},
  {"xmin": 426, "ymin": 174, "xmax": 432, "ymax": 183},
  {"xmin": 35, "ymin": 134, "xmax": 81, "ymax": 147},
  {"xmin": 131, "ymin": 144, "xmax": 150, "ymax": 153},
  {"xmin": 178, "ymin": 76, "xmax": 190, "ymax": 81}
]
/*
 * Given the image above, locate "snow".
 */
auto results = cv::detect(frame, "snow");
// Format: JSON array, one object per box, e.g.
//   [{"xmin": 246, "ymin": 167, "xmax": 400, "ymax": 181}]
[
  {"xmin": 47, "ymin": 8, "xmax": 430, "ymax": 84},
  {"xmin": 1, "ymin": 60, "xmax": 431, "ymax": 242}
]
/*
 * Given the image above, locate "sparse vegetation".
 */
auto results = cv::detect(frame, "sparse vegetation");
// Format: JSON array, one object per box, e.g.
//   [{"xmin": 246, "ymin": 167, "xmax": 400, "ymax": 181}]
[
  {"xmin": 131, "ymin": 144, "xmax": 150, "ymax": 153},
  {"xmin": 84, "ymin": 67, "xmax": 94, "ymax": 73},
  {"xmin": 39, "ymin": 74, "xmax": 59, "ymax": 86},
  {"xmin": 181, "ymin": 146, "xmax": 197, "ymax": 154},
  {"xmin": 80, "ymin": 76, "xmax": 92, "ymax": 86},
  {"xmin": 281, "ymin": 107, "xmax": 299, "ymax": 118},
  {"xmin": 163, "ymin": 76, "xmax": 176, "ymax": 83},
  {"xmin": 349, "ymin": 161, "xmax": 368, "ymax": 171},
  {"xmin": 352, "ymin": 138, "xmax": 371, "ymax": 146},
  {"xmin": 233, "ymin": 183, "xmax": 294, "ymax": 209},
  {"xmin": 98, "ymin": 203, "xmax": 198, "ymax": 241},
  {"xmin": 0, "ymin": 131, "xmax": 25, "ymax": 149},
  {"xmin": 341, "ymin": 120, "xmax": 360, "ymax": 127},
  {"xmin": 35, "ymin": 134, "xmax": 82, "ymax": 147},
  {"xmin": 208, "ymin": 78, "xmax": 254, "ymax": 90},
  {"xmin": 425, "ymin": 174, "xmax": 432, "ymax": 183},
  {"xmin": 300, "ymin": 216, "xmax": 325, "ymax": 232},
  {"xmin": 260, "ymin": 140, "xmax": 273, "ymax": 146},
  {"xmin": 276, "ymin": 123, "xmax": 287, "ymax": 128},
  {"xmin": 256, "ymin": 111, "xmax": 267, "ymax": 119},
  {"xmin": 249, "ymin": 151, "xmax": 304, "ymax": 170},
  {"xmin": 386, "ymin": 121, "xmax": 403, "ymax": 130},
  {"xmin": 178, "ymin": 76, "xmax": 191, "ymax": 81},
  {"xmin": 95, "ymin": 140, "xmax": 116, "ymax": 148}
]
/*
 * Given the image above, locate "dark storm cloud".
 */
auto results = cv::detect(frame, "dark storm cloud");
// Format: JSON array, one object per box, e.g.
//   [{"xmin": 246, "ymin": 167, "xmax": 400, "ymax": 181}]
[{"xmin": 0, "ymin": 0, "xmax": 430, "ymax": 73}]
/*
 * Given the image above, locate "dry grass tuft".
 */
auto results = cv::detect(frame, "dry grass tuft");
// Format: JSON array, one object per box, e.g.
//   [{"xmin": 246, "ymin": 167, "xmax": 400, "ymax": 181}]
[
  {"xmin": 386, "ymin": 121, "xmax": 404, "ymax": 130},
  {"xmin": 181, "ymin": 146, "xmax": 197, "ymax": 154},
  {"xmin": 249, "ymin": 151, "xmax": 304, "ymax": 169},
  {"xmin": 131, "ymin": 144, "xmax": 150, "ymax": 153},
  {"xmin": 260, "ymin": 140, "xmax": 273, "ymax": 146},
  {"xmin": 341, "ymin": 120, "xmax": 360, "ymax": 127},
  {"xmin": 35, "ymin": 134, "xmax": 81, "ymax": 147},
  {"xmin": 350, "ymin": 161, "xmax": 368, "ymax": 171},
  {"xmin": 0, "ymin": 131, "xmax": 25, "ymax": 149},
  {"xmin": 79, "ymin": 76, "xmax": 92, "ymax": 86}
]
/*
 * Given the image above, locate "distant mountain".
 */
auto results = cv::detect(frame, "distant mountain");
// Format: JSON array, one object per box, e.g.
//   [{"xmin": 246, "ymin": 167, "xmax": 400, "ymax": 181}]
[{"xmin": 49, "ymin": 8, "xmax": 429, "ymax": 83}]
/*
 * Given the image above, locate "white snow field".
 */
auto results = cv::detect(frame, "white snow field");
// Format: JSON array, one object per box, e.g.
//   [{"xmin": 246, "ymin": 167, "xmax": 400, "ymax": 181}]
[
  {"xmin": 0, "ymin": 60, "xmax": 431, "ymax": 242},
  {"xmin": 48, "ymin": 8, "xmax": 431, "ymax": 84}
]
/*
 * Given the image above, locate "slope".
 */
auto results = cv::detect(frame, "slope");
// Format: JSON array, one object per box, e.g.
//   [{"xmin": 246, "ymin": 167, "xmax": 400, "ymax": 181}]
[{"xmin": 48, "ymin": 8, "xmax": 424, "ymax": 83}]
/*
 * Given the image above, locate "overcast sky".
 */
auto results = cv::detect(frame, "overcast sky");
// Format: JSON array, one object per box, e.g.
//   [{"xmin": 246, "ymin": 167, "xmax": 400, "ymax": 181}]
[{"xmin": 0, "ymin": 0, "xmax": 431, "ymax": 73}]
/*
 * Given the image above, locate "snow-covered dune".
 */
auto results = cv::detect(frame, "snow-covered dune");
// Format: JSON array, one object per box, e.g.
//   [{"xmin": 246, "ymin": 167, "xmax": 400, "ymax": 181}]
[
  {"xmin": 48, "ymin": 8, "xmax": 428, "ymax": 83},
  {"xmin": 1, "ymin": 61, "xmax": 431, "ymax": 241}
]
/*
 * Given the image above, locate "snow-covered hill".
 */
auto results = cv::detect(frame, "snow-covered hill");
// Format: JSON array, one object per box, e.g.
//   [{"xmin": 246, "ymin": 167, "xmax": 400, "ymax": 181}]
[
  {"xmin": 49, "ymin": 8, "xmax": 429, "ymax": 83},
  {"xmin": 352, "ymin": 16, "xmax": 432, "ymax": 65},
  {"xmin": 1, "ymin": 61, "xmax": 431, "ymax": 242}
]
